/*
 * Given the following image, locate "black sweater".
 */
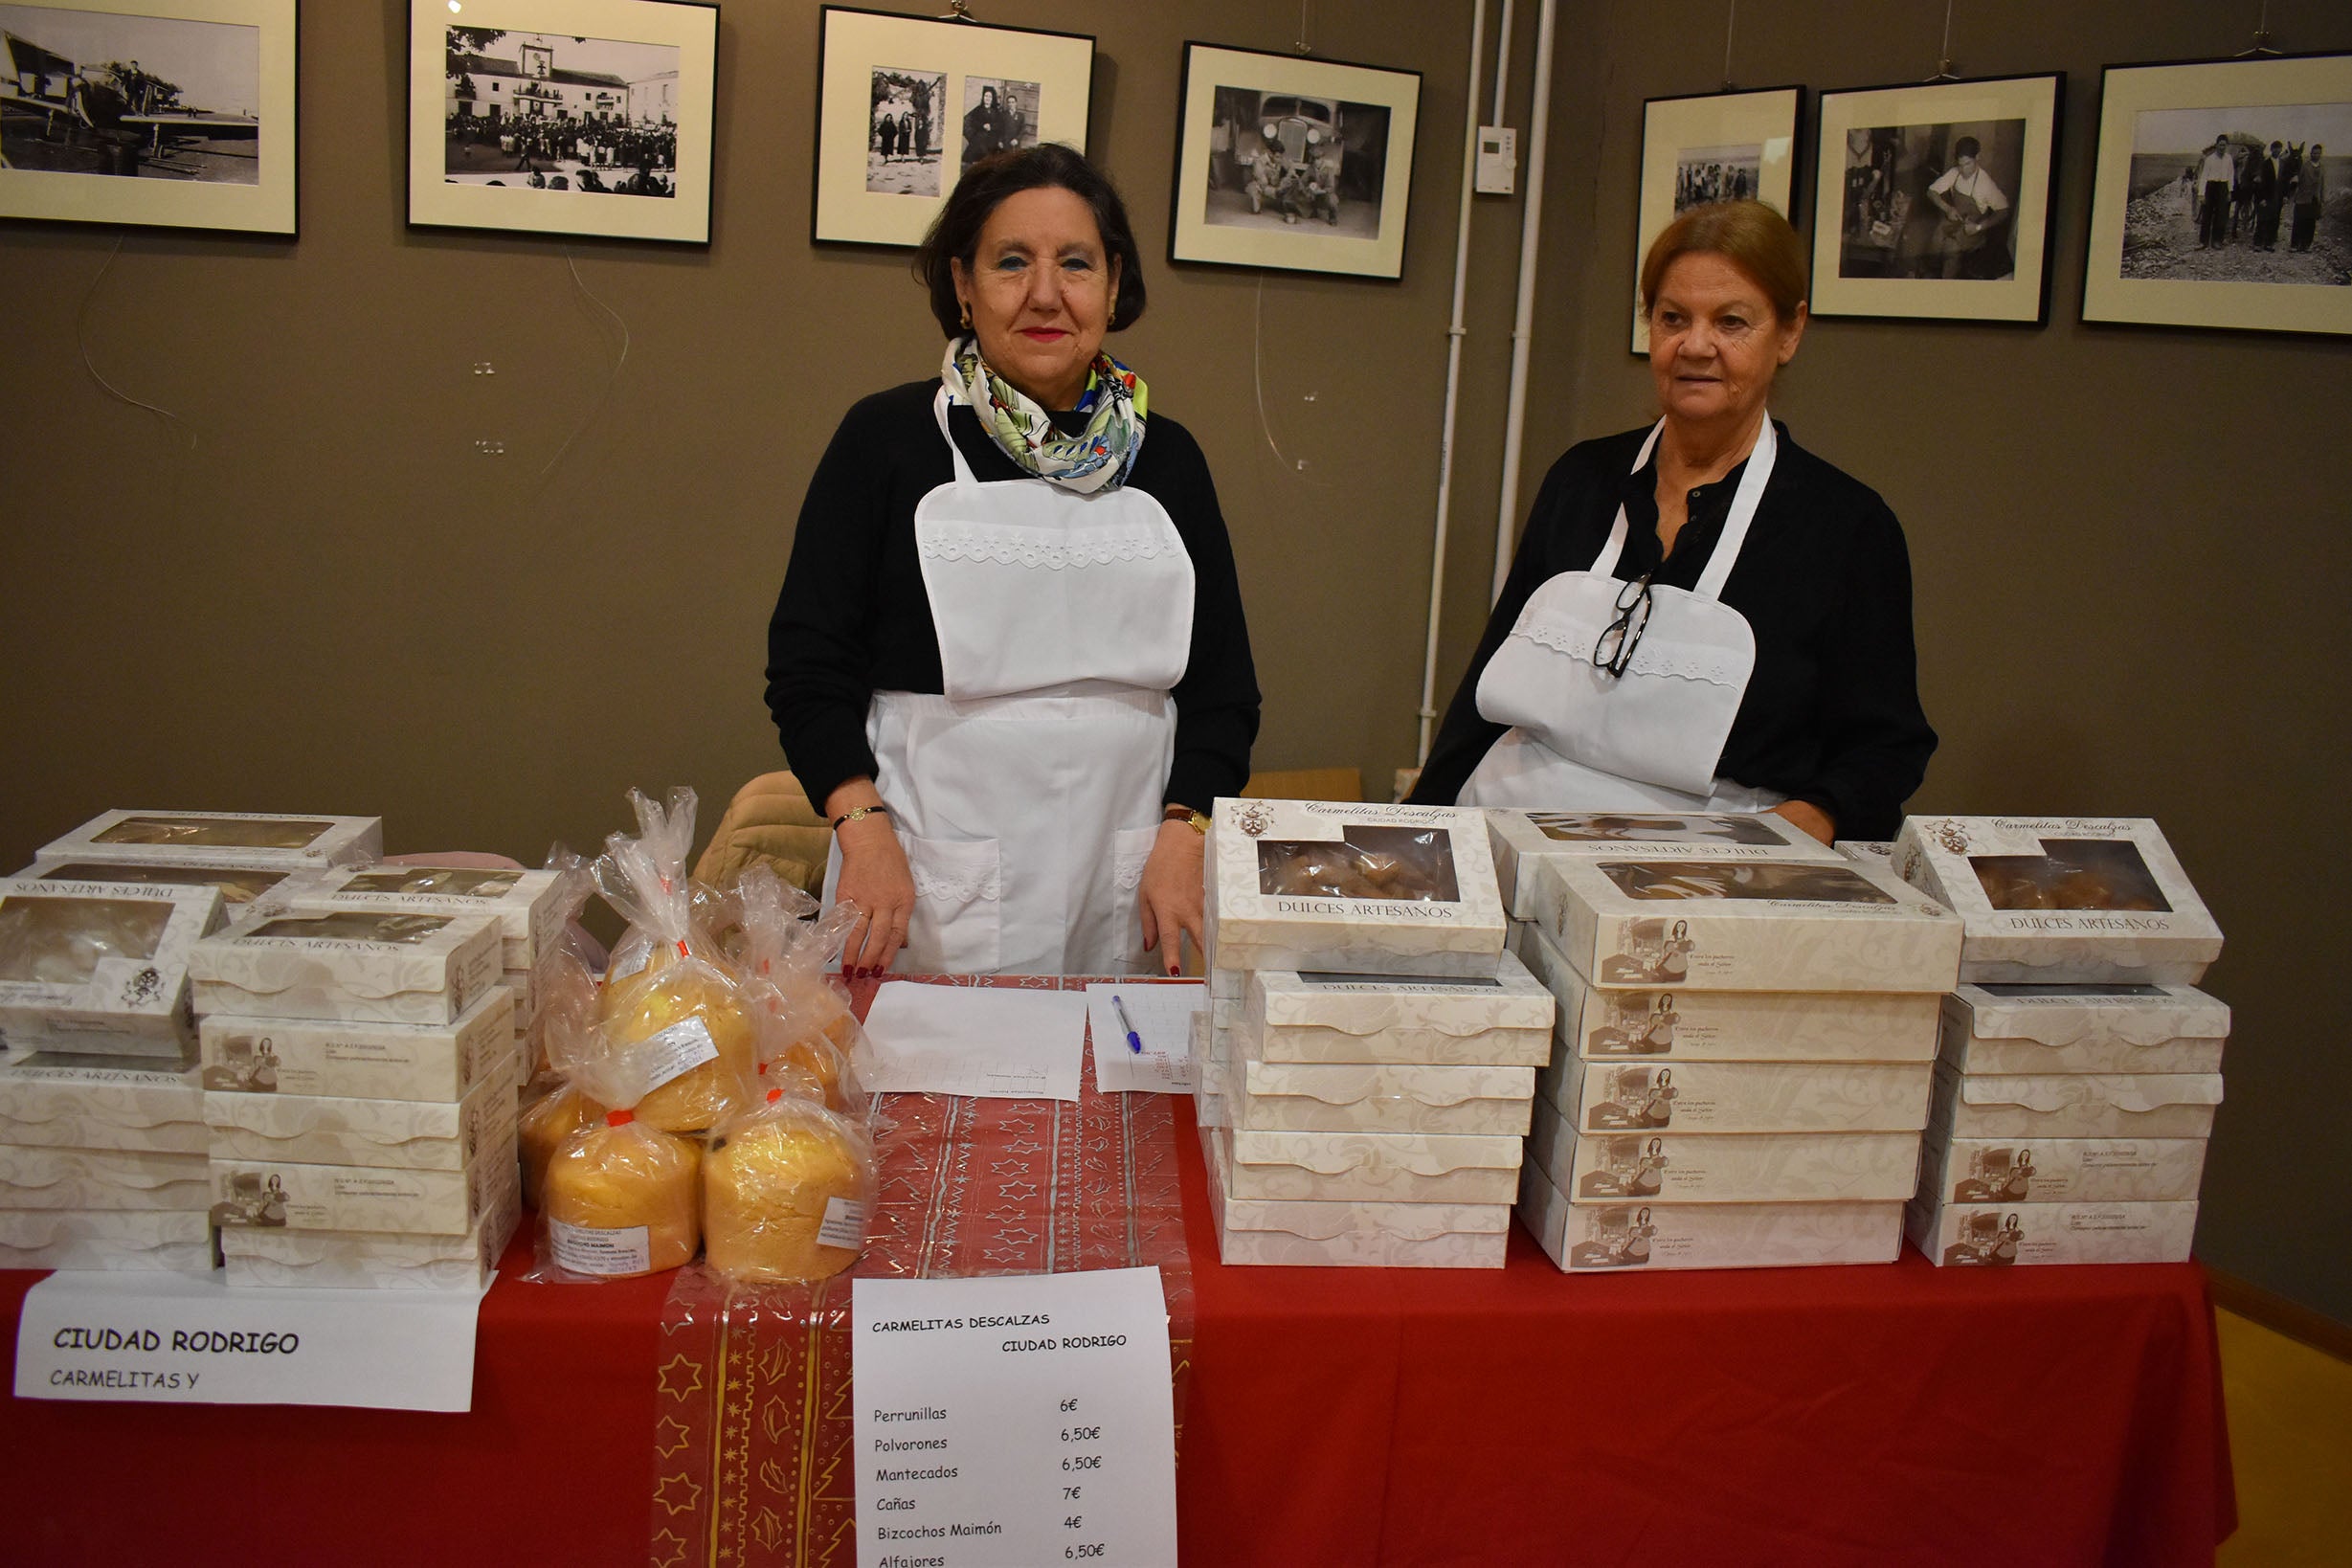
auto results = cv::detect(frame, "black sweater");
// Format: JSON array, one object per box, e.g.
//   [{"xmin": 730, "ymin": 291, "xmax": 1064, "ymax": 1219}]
[
  {"xmin": 766, "ymin": 379, "xmax": 1261, "ymax": 814},
  {"xmin": 1413, "ymin": 422, "xmax": 1936, "ymax": 839}
]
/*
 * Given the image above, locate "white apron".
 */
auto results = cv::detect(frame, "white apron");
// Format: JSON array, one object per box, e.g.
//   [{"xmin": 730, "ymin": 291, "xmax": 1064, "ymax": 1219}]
[
  {"xmin": 1460, "ymin": 417, "xmax": 1787, "ymax": 815},
  {"xmin": 823, "ymin": 390, "xmax": 1197, "ymax": 976}
]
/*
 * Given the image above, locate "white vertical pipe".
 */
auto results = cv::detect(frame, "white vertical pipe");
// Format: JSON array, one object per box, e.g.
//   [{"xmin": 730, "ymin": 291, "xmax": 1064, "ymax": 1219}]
[
  {"xmin": 1490, "ymin": 0, "xmax": 1513, "ymax": 124},
  {"xmin": 1416, "ymin": 0, "xmax": 1490, "ymax": 764},
  {"xmin": 1490, "ymin": 0, "xmax": 1557, "ymax": 602}
]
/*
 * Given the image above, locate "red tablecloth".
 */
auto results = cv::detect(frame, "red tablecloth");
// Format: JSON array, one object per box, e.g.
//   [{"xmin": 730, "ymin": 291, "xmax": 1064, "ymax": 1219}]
[{"xmin": 0, "ymin": 976, "xmax": 2235, "ymax": 1568}]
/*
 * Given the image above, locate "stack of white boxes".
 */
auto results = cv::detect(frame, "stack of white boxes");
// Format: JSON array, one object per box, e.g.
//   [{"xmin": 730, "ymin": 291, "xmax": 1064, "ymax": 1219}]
[
  {"xmin": 1892, "ymin": 818, "xmax": 2226, "ymax": 1267},
  {"xmin": 1196, "ymin": 799, "xmax": 1542, "ymax": 1267},
  {"xmin": 187, "ymin": 905, "xmax": 521, "ymax": 1288},
  {"xmin": 0, "ymin": 878, "xmax": 225, "ymax": 1271},
  {"xmin": 1491, "ymin": 810, "xmax": 1964, "ymax": 1273}
]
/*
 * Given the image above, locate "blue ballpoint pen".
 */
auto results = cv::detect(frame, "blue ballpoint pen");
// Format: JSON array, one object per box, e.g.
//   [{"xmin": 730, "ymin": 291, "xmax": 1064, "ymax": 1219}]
[{"xmin": 1110, "ymin": 994, "xmax": 1144, "ymax": 1054}]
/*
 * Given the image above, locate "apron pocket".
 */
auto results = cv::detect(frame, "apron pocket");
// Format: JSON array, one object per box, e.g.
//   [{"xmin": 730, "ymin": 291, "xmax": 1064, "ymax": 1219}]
[
  {"xmin": 1113, "ymin": 824, "xmax": 1161, "ymax": 963},
  {"xmin": 901, "ymin": 833, "xmax": 1003, "ymax": 975}
]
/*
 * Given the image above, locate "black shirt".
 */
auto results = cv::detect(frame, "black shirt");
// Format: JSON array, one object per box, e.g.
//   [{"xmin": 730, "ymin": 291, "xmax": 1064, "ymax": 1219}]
[
  {"xmin": 766, "ymin": 379, "xmax": 1261, "ymax": 814},
  {"xmin": 1413, "ymin": 421, "xmax": 1936, "ymax": 839}
]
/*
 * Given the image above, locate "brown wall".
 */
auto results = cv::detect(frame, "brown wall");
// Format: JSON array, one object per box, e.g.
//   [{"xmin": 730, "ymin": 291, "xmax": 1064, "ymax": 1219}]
[{"xmin": 4, "ymin": 2, "xmax": 2347, "ymax": 1320}]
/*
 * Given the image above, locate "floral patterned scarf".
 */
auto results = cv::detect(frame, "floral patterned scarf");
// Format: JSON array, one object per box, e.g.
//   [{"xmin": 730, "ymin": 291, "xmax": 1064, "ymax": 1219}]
[{"xmin": 942, "ymin": 334, "xmax": 1147, "ymax": 494}]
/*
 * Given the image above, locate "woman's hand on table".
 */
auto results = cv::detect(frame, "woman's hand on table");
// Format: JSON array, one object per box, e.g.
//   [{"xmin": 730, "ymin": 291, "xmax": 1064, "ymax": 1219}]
[
  {"xmin": 1138, "ymin": 819, "xmax": 1207, "ymax": 976},
  {"xmin": 1770, "ymin": 799, "xmax": 1836, "ymax": 845},
  {"xmin": 829, "ymin": 781, "xmax": 914, "ymax": 975}
]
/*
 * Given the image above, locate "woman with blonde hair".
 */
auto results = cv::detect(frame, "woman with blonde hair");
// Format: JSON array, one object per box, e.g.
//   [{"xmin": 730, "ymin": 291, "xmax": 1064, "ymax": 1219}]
[{"xmin": 1414, "ymin": 200, "xmax": 1934, "ymax": 842}]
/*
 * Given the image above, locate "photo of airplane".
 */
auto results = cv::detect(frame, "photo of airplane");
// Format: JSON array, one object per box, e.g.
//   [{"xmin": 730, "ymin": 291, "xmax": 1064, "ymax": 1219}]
[{"xmin": 2, "ymin": 11, "xmax": 259, "ymax": 183}]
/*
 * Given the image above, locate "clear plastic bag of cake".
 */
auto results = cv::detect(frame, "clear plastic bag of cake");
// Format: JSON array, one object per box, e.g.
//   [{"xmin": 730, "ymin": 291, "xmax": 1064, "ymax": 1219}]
[
  {"xmin": 731, "ymin": 864, "xmax": 877, "ymax": 1124},
  {"xmin": 593, "ymin": 788, "xmax": 756, "ymax": 1134},
  {"xmin": 702, "ymin": 1086, "xmax": 877, "ymax": 1285},
  {"xmin": 529, "ymin": 1030, "xmax": 703, "ymax": 1282},
  {"xmin": 522, "ymin": 846, "xmax": 602, "ymax": 1081}
]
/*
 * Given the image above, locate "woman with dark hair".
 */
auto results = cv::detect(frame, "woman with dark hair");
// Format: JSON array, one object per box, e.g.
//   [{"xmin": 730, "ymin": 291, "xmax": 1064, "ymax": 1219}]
[
  {"xmin": 1413, "ymin": 200, "xmax": 1934, "ymax": 842},
  {"xmin": 767, "ymin": 145, "xmax": 1260, "ymax": 979}
]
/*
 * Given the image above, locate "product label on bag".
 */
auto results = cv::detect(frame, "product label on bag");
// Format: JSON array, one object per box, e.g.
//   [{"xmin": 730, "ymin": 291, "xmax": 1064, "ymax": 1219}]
[
  {"xmin": 638, "ymin": 1019, "xmax": 720, "ymax": 1090},
  {"xmin": 819, "ymin": 1198, "xmax": 869, "ymax": 1251},
  {"xmin": 549, "ymin": 1218, "xmax": 650, "ymax": 1276}
]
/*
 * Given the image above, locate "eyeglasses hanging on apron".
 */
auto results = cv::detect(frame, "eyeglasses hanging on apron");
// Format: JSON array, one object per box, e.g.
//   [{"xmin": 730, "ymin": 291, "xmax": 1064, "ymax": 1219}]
[{"xmin": 1459, "ymin": 415, "xmax": 1787, "ymax": 817}]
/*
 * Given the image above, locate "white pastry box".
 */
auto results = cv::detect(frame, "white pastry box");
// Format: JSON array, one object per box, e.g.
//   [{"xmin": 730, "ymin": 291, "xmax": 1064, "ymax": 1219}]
[
  {"xmin": 1229, "ymin": 1055, "xmax": 1535, "ymax": 1135},
  {"xmin": 0, "ymin": 1051, "xmax": 206, "ymax": 1154},
  {"xmin": 1541, "ymin": 1053, "xmax": 1934, "ymax": 1135},
  {"xmin": 1522, "ymin": 855, "xmax": 1962, "ymax": 995},
  {"xmin": 188, "ymin": 910, "xmax": 503, "ymax": 1026},
  {"xmin": 1221, "ymin": 1124, "xmax": 1522, "ymax": 1205},
  {"xmin": 1190, "ymin": 1014, "xmax": 1232, "ymax": 1130},
  {"xmin": 205, "ymin": 1063, "xmax": 518, "ymax": 1173},
  {"xmin": 38, "ymin": 810, "xmax": 381, "ymax": 872},
  {"xmin": 1488, "ymin": 809, "xmax": 1842, "ymax": 920},
  {"xmin": 1513, "ymin": 921, "xmax": 1939, "ymax": 1064},
  {"xmin": 1908, "ymin": 1196, "xmax": 2199, "ymax": 1266},
  {"xmin": 0, "ymin": 1209, "xmax": 214, "ymax": 1272},
  {"xmin": 1208, "ymin": 965, "xmax": 1246, "ymax": 1003},
  {"xmin": 1518, "ymin": 1162, "xmax": 1902, "ymax": 1272},
  {"xmin": 1916, "ymin": 1124, "xmax": 2209, "ymax": 1206},
  {"xmin": 269, "ymin": 863, "xmax": 563, "ymax": 970},
  {"xmin": 210, "ymin": 1146, "xmax": 505, "ymax": 1236},
  {"xmin": 1204, "ymin": 1128, "xmax": 1508, "ymax": 1268},
  {"xmin": 1835, "ymin": 840, "xmax": 1896, "ymax": 870},
  {"xmin": 199, "ymin": 988, "xmax": 515, "ymax": 1102},
  {"xmin": 0, "ymin": 1144, "xmax": 213, "ymax": 1211},
  {"xmin": 1244, "ymin": 955, "xmax": 1554, "ymax": 1065},
  {"xmin": 1933, "ymin": 1062, "xmax": 2223, "ymax": 1141},
  {"xmin": 1528, "ymin": 1095, "xmax": 1920, "ymax": 1204},
  {"xmin": 1207, "ymin": 798, "xmax": 1507, "ymax": 978},
  {"xmin": 1891, "ymin": 817, "xmax": 2222, "ymax": 984},
  {"xmin": 0, "ymin": 880, "xmax": 223, "ymax": 1054},
  {"xmin": 1939, "ymin": 983, "xmax": 2229, "ymax": 1076},
  {"xmin": 26, "ymin": 857, "xmax": 313, "ymax": 917},
  {"xmin": 221, "ymin": 1165, "xmax": 519, "ymax": 1289}
]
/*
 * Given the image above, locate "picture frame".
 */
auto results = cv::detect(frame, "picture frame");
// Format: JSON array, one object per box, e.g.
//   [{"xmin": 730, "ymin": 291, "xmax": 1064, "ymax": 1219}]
[
  {"xmin": 1631, "ymin": 85, "xmax": 1804, "ymax": 352},
  {"xmin": 2081, "ymin": 52, "xmax": 2352, "ymax": 338},
  {"xmin": 1807, "ymin": 73, "xmax": 2064, "ymax": 325},
  {"xmin": 812, "ymin": 5, "xmax": 1095, "ymax": 249},
  {"xmin": 405, "ymin": 0, "xmax": 718, "ymax": 246},
  {"xmin": 0, "ymin": 0, "xmax": 296, "ymax": 235},
  {"xmin": 1169, "ymin": 41, "xmax": 1422, "ymax": 280}
]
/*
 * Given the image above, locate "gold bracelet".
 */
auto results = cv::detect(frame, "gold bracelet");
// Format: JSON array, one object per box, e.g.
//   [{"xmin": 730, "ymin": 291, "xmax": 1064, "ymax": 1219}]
[{"xmin": 831, "ymin": 804, "xmax": 888, "ymax": 830}]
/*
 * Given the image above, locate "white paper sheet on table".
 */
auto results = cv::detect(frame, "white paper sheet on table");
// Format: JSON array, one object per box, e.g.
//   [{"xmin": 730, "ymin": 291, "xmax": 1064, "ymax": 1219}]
[
  {"xmin": 1089, "ymin": 982, "xmax": 1206, "ymax": 1094},
  {"xmin": 860, "ymin": 982, "xmax": 1089, "ymax": 1101}
]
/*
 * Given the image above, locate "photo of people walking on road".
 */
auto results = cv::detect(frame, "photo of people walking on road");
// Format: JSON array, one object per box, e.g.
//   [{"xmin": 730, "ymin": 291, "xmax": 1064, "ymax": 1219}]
[{"xmin": 865, "ymin": 66, "xmax": 943, "ymax": 196}]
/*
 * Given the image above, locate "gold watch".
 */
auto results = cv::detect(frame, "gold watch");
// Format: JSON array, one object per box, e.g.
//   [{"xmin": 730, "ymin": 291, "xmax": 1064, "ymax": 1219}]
[{"xmin": 1163, "ymin": 804, "xmax": 1210, "ymax": 836}]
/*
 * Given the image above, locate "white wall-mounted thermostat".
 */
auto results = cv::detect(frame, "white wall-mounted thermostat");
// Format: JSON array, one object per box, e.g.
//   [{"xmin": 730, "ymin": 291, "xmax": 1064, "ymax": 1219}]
[{"xmin": 1475, "ymin": 125, "xmax": 1517, "ymax": 194}]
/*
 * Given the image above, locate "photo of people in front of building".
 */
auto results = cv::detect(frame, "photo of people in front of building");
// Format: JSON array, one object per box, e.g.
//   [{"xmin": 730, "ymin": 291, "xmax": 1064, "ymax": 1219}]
[{"xmin": 442, "ymin": 29, "xmax": 681, "ymax": 197}]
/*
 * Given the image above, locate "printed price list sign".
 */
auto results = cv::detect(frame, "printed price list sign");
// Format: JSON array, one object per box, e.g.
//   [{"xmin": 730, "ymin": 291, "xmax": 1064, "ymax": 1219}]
[{"xmin": 851, "ymin": 1267, "xmax": 1176, "ymax": 1568}]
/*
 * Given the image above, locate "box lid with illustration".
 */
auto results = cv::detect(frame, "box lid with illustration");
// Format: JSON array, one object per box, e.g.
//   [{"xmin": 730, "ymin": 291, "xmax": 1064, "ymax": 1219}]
[
  {"xmin": 1935, "ymin": 1061, "xmax": 2224, "ymax": 1141},
  {"xmin": 1207, "ymin": 798, "xmax": 1506, "ymax": 977},
  {"xmin": 1513, "ymin": 919, "xmax": 1941, "ymax": 1064},
  {"xmin": 1244, "ymin": 953, "xmax": 1554, "ymax": 1065},
  {"xmin": 1906, "ymin": 1195, "xmax": 2199, "ymax": 1266},
  {"xmin": 221, "ymin": 1170, "xmax": 519, "ymax": 1289},
  {"xmin": 1916, "ymin": 1118, "xmax": 2209, "ymax": 1206},
  {"xmin": 0, "ymin": 880, "xmax": 224, "ymax": 1050},
  {"xmin": 198, "ymin": 986, "xmax": 515, "ymax": 1102},
  {"xmin": 1891, "ymin": 817, "xmax": 2222, "ymax": 983},
  {"xmin": 1229, "ymin": 1055, "xmax": 1535, "ymax": 1136},
  {"xmin": 188, "ymin": 909, "xmax": 504, "ymax": 1026},
  {"xmin": 267, "ymin": 862, "xmax": 564, "ymax": 968},
  {"xmin": 37, "ymin": 810, "xmax": 382, "ymax": 872},
  {"xmin": 1528, "ymin": 1094, "xmax": 1922, "ymax": 1205},
  {"xmin": 1941, "ymin": 983, "xmax": 2229, "ymax": 1076},
  {"xmin": 1517, "ymin": 1160, "xmax": 1904, "ymax": 1272},
  {"xmin": 1488, "ymin": 809, "xmax": 1842, "ymax": 919},
  {"xmin": 1541, "ymin": 1051, "xmax": 1935, "ymax": 1135},
  {"xmin": 204, "ymin": 1062, "xmax": 518, "ymax": 1172},
  {"xmin": 0, "ymin": 1048, "xmax": 207, "ymax": 1153},
  {"xmin": 1522, "ymin": 854, "xmax": 1961, "ymax": 994},
  {"xmin": 210, "ymin": 1148, "xmax": 501, "ymax": 1236},
  {"xmin": 26, "ymin": 857, "xmax": 315, "ymax": 917}
]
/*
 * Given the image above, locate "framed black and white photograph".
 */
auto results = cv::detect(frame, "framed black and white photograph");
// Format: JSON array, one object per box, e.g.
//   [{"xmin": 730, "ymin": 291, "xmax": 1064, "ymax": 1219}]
[
  {"xmin": 0, "ymin": 0, "xmax": 295, "ymax": 234},
  {"xmin": 2082, "ymin": 52, "xmax": 2352, "ymax": 338},
  {"xmin": 1807, "ymin": 74, "xmax": 2063, "ymax": 324},
  {"xmin": 1632, "ymin": 86, "xmax": 1803, "ymax": 351},
  {"xmin": 405, "ymin": 0, "xmax": 717, "ymax": 245},
  {"xmin": 814, "ymin": 6, "xmax": 1094, "ymax": 248},
  {"xmin": 1170, "ymin": 42, "xmax": 1421, "ymax": 280}
]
